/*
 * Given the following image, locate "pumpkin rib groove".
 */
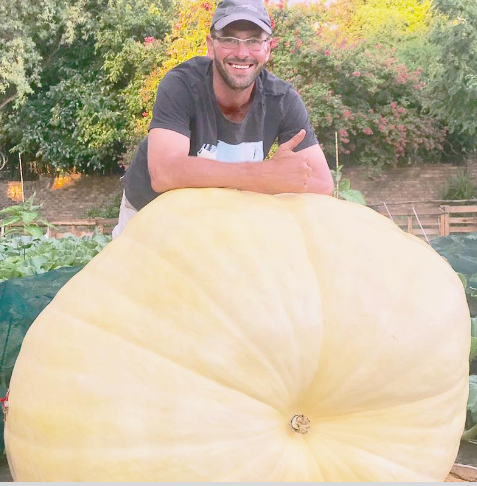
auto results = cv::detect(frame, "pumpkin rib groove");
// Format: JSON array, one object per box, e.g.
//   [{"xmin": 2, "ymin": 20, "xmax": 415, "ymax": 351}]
[
  {"xmin": 307, "ymin": 372, "xmax": 468, "ymax": 420},
  {"xmin": 264, "ymin": 434, "xmax": 326, "ymax": 482},
  {"xmin": 306, "ymin": 429, "xmax": 443, "ymax": 481},
  {"xmin": 76, "ymin": 236, "xmax": 303, "ymax": 409},
  {"xmin": 43, "ymin": 303, "xmax": 287, "ymax": 417},
  {"xmin": 280, "ymin": 206, "xmax": 324, "ymax": 396}
]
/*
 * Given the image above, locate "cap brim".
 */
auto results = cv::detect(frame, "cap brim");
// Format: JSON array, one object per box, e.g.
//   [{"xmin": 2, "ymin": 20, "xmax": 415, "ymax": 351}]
[{"xmin": 214, "ymin": 13, "xmax": 272, "ymax": 35}]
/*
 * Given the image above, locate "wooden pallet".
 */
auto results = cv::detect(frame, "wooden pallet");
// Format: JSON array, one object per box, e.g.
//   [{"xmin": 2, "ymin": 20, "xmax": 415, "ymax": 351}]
[{"xmin": 373, "ymin": 204, "xmax": 477, "ymax": 240}]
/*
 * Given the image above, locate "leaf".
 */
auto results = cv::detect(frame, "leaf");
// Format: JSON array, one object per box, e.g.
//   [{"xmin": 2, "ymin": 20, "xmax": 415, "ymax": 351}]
[
  {"xmin": 471, "ymin": 337, "xmax": 477, "ymax": 363},
  {"xmin": 24, "ymin": 226, "xmax": 44, "ymax": 238},
  {"xmin": 0, "ymin": 205, "xmax": 22, "ymax": 215},
  {"xmin": 458, "ymin": 272, "xmax": 468, "ymax": 287},
  {"xmin": 339, "ymin": 179, "xmax": 351, "ymax": 192},
  {"xmin": 340, "ymin": 189, "xmax": 367, "ymax": 205},
  {"xmin": 469, "ymin": 376, "xmax": 477, "ymax": 424},
  {"xmin": 0, "ymin": 215, "xmax": 23, "ymax": 227},
  {"xmin": 29, "ymin": 255, "xmax": 49, "ymax": 273},
  {"xmin": 37, "ymin": 219, "xmax": 57, "ymax": 229},
  {"xmin": 471, "ymin": 318, "xmax": 477, "ymax": 362},
  {"xmin": 21, "ymin": 211, "xmax": 39, "ymax": 225}
]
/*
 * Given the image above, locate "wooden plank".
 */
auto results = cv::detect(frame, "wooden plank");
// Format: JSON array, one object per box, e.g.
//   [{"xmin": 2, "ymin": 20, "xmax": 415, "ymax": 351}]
[
  {"xmin": 440, "ymin": 214, "xmax": 448, "ymax": 236},
  {"xmin": 450, "ymin": 217, "xmax": 477, "ymax": 224},
  {"xmin": 409, "ymin": 228, "xmax": 442, "ymax": 235},
  {"xmin": 443, "ymin": 212, "xmax": 450, "ymax": 236},
  {"xmin": 450, "ymin": 226, "xmax": 477, "ymax": 233},
  {"xmin": 408, "ymin": 221, "xmax": 441, "ymax": 227},
  {"xmin": 445, "ymin": 206, "xmax": 477, "ymax": 214},
  {"xmin": 376, "ymin": 209, "xmax": 445, "ymax": 217}
]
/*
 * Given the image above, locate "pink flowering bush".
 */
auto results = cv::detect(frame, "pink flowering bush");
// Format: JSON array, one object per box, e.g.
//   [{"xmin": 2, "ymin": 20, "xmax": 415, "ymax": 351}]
[{"xmin": 267, "ymin": 5, "xmax": 447, "ymax": 173}]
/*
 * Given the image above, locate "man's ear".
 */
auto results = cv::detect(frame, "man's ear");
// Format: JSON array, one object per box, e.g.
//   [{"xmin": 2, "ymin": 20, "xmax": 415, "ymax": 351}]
[{"xmin": 206, "ymin": 34, "xmax": 215, "ymax": 60}]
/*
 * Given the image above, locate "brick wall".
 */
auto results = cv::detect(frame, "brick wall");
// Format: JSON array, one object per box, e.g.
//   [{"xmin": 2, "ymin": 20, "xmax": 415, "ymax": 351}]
[
  {"xmin": 0, "ymin": 160, "xmax": 476, "ymax": 221},
  {"xmin": 0, "ymin": 174, "xmax": 123, "ymax": 221},
  {"xmin": 343, "ymin": 160, "xmax": 477, "ymax": 205}
]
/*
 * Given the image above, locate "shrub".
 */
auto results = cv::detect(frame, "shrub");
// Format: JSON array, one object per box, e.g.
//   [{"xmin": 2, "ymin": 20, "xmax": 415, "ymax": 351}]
[
  {"xmin": 439, "ymin": 171, "xmax": 477, "ymax": 201},
  {"xmin": 267, "ymin": 5, "xmax": 447, "ymax": 173}
]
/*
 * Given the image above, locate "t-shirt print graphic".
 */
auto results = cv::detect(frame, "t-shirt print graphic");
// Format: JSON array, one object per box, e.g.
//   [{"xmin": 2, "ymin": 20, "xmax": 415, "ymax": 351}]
[{"xmin": 197, "ymin": 140, "xmax": 264, "ymax": 163}]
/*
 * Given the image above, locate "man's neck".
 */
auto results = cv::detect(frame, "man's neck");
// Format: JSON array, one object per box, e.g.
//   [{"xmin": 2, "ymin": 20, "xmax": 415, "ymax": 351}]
[{"xmin": 212, "ymin": 69, "xmax": 255, "ymax": 123}]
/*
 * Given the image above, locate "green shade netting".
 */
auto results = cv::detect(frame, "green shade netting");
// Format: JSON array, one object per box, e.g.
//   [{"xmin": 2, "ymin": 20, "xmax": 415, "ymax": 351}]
[{"xmin": 0, "ymin": 265, "xmax": 84, "ymax": 450}]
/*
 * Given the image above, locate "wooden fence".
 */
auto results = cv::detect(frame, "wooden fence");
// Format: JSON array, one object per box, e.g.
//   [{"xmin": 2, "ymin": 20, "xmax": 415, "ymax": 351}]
[
  {"xmin": 372, "ymin": 204, "xmax": 477, "ymax": 241},
  {"xmin": 1, "ymin": 205, "xmax": 477, "ymax": 241}
]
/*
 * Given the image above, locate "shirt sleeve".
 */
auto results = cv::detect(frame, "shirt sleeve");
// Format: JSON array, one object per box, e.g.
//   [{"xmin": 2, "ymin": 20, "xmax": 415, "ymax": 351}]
[
  {"xmin": 148, "ymin": 70, "xmax": 194, "ymax": 138},
  {"xmin": 277, "ymin": 87, "xmax": 318, "ymax": 151}
]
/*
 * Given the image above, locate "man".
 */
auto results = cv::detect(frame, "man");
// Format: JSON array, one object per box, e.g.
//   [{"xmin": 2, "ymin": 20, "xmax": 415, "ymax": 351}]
[{"xmin": 113, "ymin": 0, "xmax": 334, "ymax": 238}]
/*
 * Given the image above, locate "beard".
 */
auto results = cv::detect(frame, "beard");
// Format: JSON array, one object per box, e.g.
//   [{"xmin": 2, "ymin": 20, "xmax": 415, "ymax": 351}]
[{"xmin": 213, "ymin": 51, "xmax": 266, "ymax": 91}]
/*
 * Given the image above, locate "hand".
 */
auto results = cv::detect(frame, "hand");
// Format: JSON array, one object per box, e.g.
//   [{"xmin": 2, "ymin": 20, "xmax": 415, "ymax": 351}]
[{"xmin": 259, "ymin": 129, "xmax": 312, "ymax": 194}]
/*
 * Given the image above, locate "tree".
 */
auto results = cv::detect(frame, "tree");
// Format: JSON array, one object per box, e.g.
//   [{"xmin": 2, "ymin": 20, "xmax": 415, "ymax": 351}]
[
  {"xmin": 424, "ymin": 0, "xmax": 477, "ymax": 145},
  {"xmin": 137, "ymin": 0, "xmax": 217, "ymax": 136},
  {"xmin": 267, "ymin": 4, "xmax": 446, "ymax": 173},
  {"xmin": 0, "ymin": 0, "xmax": 92, "ymax": 110},
  {"xmin": 0, "ymin": 0, "xmax": 172, "ymax": 173}
]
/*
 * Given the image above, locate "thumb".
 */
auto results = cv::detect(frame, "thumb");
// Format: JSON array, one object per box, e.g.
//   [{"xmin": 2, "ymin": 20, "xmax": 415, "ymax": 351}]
[{"xmin": 279, "ymin": 129, "xmax": 306, "ymax": 152}]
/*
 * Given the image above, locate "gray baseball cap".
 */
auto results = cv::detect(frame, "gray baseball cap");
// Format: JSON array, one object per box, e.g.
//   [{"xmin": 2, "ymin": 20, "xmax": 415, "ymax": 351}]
[{"xmin": 211, "ymin": 0, "xmax": 272, "ymax": 35}]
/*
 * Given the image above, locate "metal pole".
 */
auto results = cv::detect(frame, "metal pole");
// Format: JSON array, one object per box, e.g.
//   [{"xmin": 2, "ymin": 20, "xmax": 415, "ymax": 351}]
[
  {"xmin": 382, "ymin": 202, "xmax": 394, "ymax": 221},
  {"xmin": 412, "ymin": 206, "xmax": 430, "ymax": 244}
]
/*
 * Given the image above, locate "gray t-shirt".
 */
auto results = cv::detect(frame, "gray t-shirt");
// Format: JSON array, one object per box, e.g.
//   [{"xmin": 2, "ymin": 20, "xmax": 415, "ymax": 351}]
[{"xmin": 124, "ymin": 56, "xmax": 318, "ymax": 210}]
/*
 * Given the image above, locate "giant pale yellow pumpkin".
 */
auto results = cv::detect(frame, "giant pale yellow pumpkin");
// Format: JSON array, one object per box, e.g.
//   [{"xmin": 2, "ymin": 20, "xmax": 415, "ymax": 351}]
[{"xmin": 5, "ymin": 189, "xmax": 470, "ymax": 481}]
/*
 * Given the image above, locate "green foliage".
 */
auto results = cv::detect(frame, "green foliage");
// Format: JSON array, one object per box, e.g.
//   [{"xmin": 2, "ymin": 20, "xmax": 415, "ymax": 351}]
[
  {"xmin": 138, "ymin": 0, "xmax": 216, "ymax": 135},
  {"xmin": 345, "ymin": 0, "xmax": 433, "ymax": 39},
  {"xmin": 0, "ymin": 193, "xmax": 55, "ymax": 237},
  {"xmin": 0, "ymin": 0, "xmax": 88, "ymax": 107},
  {"xmin": 0, "ymin": 233, "xmax": 110, "ymax": 282},
  {"xmin": 330, "ymin": 164, "xmax": 366, "ymax": 204},
  {"xmin": 268, "ymin": 5, "xmax": 447, "ymax": 172},
  {"xmin": 432, "ymin": 234, "xmax": 477, "ymax": 442},
  {"xmin": 0, "ymin": 0, "xmax": 172, "ymax": 173},
  {"xmin": 2, "ymin": 0, "xmax": 477, "ymax": 173},
  {"xmin": 431, "ymin": 233, "xmax": 477, "ymax": 317},
  {"xmin": 463, "ymin": 375, "xmax": 477, "ymax": 442},
  {"xmin": 86, "ymin": 192, "xmax": 122, "ymax": 218},
  {"xmin": 424, "ymin": 0, "xmax": 477, "ymax": 142},
  {"xmin": 439, "ymin": 171, "xmax": 477, "ymax": 201},
  {"xmin": 471, "ymin": 317, "xmax": 477, "ymax": 363}
]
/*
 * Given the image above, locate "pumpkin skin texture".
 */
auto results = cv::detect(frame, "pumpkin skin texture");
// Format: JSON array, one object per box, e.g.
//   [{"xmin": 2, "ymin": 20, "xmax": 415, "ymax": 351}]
[{"xmin": 5, "ymin": 189, "xmax": 470, "ymax": 482}]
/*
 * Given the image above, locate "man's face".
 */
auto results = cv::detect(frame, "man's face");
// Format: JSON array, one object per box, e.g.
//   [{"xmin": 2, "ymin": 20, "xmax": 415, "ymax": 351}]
[{"xmin": 207, "ymin": 20, "xmax": 271, "ymax": 91}]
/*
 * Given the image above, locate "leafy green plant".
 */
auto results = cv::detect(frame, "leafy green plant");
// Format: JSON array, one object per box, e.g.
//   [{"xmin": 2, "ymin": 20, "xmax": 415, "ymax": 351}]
[
  {"xmin": 425, "ymin": 0, "xmax": 477, "ymax": 142},
  {"xmin": 330, "ymin": 164, "xmax": 366, "ymax": 204},
  {"xmin": 0, "ymin": 193, "xmax": 55, "ymax": 237},
  {"xmin": 463, "ymin": 375, "xmax": 477, "ymax": 442},
  {"xmin": 431, "ymin": 234, "xmax": 477, "ymax": 442},
  {"xmin": 440, "ymin": 171, "xmax": 477, "ymax": 201},
  {"xmin": 267, "ymin": 5, "xmax": 448, "ymax": 173},
  {"xmin": 86, "ymin": 192, "xmax": 122, "ymax": 218},
  {"xmin": 457, "ymin": 272, "xmax": 477, "ymax": 319},
  {"xmin": 1, "ymin": 0, "xmax": 171, "ymax": 174},
  {"xmin": 0, "ymin": 233, "xmax": 111, "ymax": 282},
  {"xmin": 471, "ymin": 317, "xmax": 477, "ymax": 363}
]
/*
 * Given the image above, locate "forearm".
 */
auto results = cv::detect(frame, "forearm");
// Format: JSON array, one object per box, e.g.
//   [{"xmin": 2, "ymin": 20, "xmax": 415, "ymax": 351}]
[
  {"xmin": 147, "ymin": 129, "xmax": 328, "ymax": 196},
  {"xmin": 149, "ymin": 155, "xmax": 268, "ymax": 194},
  {"xmin": 306, "ymin": 172, "xmax": 335, "ymax": 196}
]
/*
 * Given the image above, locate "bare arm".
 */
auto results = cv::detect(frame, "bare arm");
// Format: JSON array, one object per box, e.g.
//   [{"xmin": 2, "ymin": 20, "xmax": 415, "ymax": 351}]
[
  {"xmin": 148, "ymin": 128, "xmax": 331, "ymax": 195},
  {"xmin": 298, "ymin": 144, "xmax": 334, "ymax": 196}
]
